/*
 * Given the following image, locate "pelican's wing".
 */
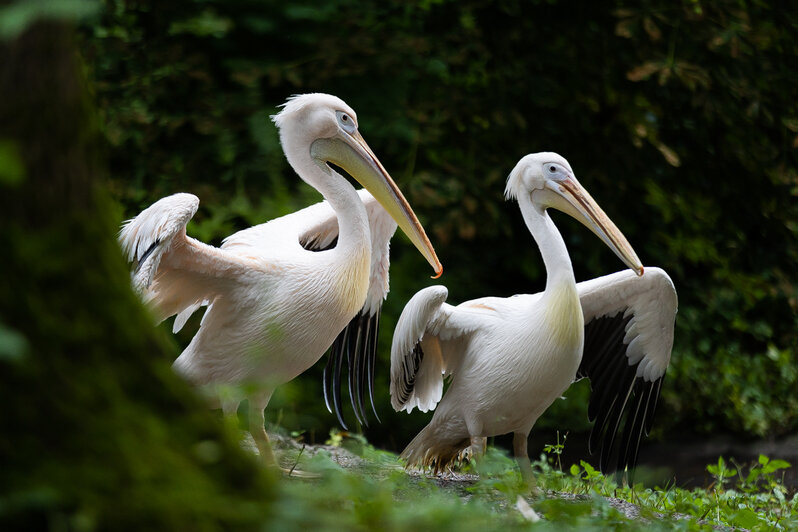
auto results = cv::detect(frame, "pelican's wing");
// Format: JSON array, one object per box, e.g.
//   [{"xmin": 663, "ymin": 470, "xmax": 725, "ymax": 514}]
[
  {"xmin": 168, "ymin": 195, "xmax": 338, "ymax": 332},
  {"xmin": 390, "ymin": 286, "xmax": 483, "ymax": 414},
  {"xmin": 119, "ymin": 193, "xmax": 260, "ymax": 323},
  {"xmin": 221, "ymin": 193, "xmax": 343, "ymax": 255},
  {"xmin": 575, "ymin": 267, "xmax": 678, "ymax": 474}
]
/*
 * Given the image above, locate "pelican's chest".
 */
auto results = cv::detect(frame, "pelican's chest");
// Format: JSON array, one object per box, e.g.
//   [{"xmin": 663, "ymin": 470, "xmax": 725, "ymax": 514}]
[
  {"xmin": 326, "ymin": 245, "xmax": 371, "ymax": 317},
  {"xmin": 251, "ymin": 246, "xmax": 371, "ymax": 378},
  {"xmin": 498, "ymin": 283, "xmax": 584, "ymax": 428},
  {"xmin": 542, "ymin": 282, "xmax": 584, "ymax": 356}
]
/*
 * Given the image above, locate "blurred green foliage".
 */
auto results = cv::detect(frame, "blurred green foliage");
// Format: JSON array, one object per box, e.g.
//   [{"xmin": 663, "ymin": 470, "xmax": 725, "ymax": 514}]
[
  {"xmin": 0, "ymin": 0, "xmax": 98, "ymax": 39},
  {"xmin": 76, "ymin": 0, "xmax": 797, "ymax": 452}
]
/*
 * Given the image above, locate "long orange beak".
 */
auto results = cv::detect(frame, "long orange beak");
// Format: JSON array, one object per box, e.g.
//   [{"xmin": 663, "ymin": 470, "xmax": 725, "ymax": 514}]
[
  {"xmin": 311, "ymin": 132, "xmax": 443, "ymax": 278},
  {"xmin": 543, "ymin": 176, "xmax": 643, "ymax": 276}
]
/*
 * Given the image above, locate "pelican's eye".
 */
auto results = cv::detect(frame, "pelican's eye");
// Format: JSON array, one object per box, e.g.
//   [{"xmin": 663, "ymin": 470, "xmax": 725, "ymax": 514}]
[
  {"xmin": 546, "ymin": 163, "xmax": 567, "ymax": 178},
  {"xmin": 336, "ymin": 111, "xmax": 356, "ymax": 134}
]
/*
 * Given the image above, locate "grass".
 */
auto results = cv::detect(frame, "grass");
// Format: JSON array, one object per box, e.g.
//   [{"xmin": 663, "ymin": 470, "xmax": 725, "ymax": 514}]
[{"xmin": 269, "ymin": 429, "xmax": 798, "ymax": 531}]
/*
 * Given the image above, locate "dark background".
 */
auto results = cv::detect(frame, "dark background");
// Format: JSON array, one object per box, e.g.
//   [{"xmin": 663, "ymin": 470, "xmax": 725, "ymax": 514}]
[{"xmin": 88, "ymin": 0, "xmax": 797, "ymax": 456}]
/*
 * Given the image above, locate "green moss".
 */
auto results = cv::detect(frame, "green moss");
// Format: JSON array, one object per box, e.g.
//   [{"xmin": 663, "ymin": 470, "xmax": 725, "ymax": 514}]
[{"xmin": 0, "ymin": 19, "xmax": 274, "ymax": 530}]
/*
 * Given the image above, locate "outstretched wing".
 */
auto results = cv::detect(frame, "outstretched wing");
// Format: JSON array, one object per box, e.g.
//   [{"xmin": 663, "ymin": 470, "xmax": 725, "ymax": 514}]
[
  {"xmin": 390, "ymin": 285, "xmax": 483, "ymax": 414},
  {"xmin": 168, "ymin": 191, "xmax": 346, "ymax": 332},
  {"xmin": 296, "ymin": 190, "xmax": 397, "ymax": 429},
  {"xmin": 575, "ymin": 267, "xmax": 678, "ymax": 474},
  {"xmin": 119, "ymin": 193, "xmax": 260, "ymax": 322}
]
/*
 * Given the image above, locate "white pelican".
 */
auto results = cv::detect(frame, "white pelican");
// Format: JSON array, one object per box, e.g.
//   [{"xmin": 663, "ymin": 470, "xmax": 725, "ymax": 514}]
[
  {"xmin": 119, "ymin": 93, "xmax": 442, "ymax": 471},
  {"xmin": 390, "ymin": 152, "xmax": 677, "ymax": 482}
]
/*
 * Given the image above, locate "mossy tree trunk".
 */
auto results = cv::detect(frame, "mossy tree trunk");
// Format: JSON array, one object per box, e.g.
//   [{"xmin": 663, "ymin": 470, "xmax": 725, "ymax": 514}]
[{"xmin": 0, "ymin": 21, "xmax": 274, "ymax": 530}]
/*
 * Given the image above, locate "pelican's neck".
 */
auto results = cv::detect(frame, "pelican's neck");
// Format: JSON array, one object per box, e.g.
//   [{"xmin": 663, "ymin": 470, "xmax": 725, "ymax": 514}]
[
  {"xmin": 519, "ymin": 195, "xmax": 583, "ymax": 351},
  {"xmin": 518, "ymin": 195, "xmax": 575, "ymax": 293},
  {"xmin": 289, "ymin": 147, "xmax": 370, "ymax": 255}
]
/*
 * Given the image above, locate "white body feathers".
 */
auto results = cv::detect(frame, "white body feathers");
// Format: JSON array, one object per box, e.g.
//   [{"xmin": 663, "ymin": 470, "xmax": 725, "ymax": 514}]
[{"xmin": 119, "ymin": 189, "xmax": 396, "ymax": 389}]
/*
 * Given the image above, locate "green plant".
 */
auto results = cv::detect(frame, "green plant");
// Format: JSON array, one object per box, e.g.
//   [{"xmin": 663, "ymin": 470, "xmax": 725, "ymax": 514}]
[{"xmin": 542, "ymin": 431, "xmax": 568, "ymax": 473}]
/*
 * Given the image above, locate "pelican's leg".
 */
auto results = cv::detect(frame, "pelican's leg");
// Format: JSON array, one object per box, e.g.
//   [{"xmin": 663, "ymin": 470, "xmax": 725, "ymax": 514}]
[
  {"xmin": 469, "ymin": 436, "xmax": 487, "ymax": 459},
  {"xmin": 221, "ymin": 397, "xmax": 242, "ymax": 434},
  {"xmin": 460, "ymin": 436, "xmax": 485, "ymax": 468},
  {"xmin": 248, "ymin": 390, "xmax": 278, "ymax": 468},
  {"xmin": 248, "ymin": 390, "xmax": 319, "ymax": 479},
  {"xmin": 513, "ymin": 432, "xmax": 538, "ymax": 493},
  {"xmin": 221, "ymin": 397, "xmax": 239, "ymax": 417}
]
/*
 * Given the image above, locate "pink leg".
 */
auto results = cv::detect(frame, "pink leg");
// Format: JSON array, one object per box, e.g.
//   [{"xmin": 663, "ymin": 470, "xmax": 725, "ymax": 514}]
[
  {"xmin": 248, "ymin": 390, "xmax": 277, "ymax": 468},
  {"xmin": 514, "ymin": 432, "xmax": 537, "ymax": 491}
]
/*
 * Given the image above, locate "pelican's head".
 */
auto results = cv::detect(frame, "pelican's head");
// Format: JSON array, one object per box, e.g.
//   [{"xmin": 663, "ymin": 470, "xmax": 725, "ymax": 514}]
[
  {"xmin": 272, "ymin": 94, "xmax": 442, "ymax": 278},
  {"xmin": 506, "ymin": 152, "xmax": 643, "ymax": 276}
]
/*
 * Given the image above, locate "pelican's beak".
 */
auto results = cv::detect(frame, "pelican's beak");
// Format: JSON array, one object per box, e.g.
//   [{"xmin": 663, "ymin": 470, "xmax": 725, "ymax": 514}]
[
  {"xmin": 543, "ymin": 176, "xmax": 643, "ymax": 276},
  {"xmin": 311, "ymin": 131, "xmax": 443, "ymax": 278}
]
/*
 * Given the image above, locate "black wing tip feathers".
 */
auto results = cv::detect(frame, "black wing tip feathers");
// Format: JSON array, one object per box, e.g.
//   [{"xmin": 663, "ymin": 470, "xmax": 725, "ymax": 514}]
[
  {"xmin": 580, "ymin": 312, "xmax": 667, "ymax": 479},
  {"xmin": 322, "ymin": 307, "xmax": 383, "ymax": 430},
  {"xmin": 133, "ymin": 237, "xmax": 161, "ymax": 274}
]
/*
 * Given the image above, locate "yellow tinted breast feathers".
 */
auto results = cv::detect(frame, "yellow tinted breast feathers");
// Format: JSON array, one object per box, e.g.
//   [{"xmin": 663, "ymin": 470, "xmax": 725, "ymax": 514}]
[
  {"xmin": 330, "ymin": 245, "xmax": 371, "ymax": 316},
  {"xmin": 543, "ymin": 282, "xmax": 584, "ymax": 350}
]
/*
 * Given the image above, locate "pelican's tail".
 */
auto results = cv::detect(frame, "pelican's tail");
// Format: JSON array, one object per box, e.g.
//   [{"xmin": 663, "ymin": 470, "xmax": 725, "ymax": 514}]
[{"xmin": 400, "ymin": 423, "xmax": 471, "ymax": 474}]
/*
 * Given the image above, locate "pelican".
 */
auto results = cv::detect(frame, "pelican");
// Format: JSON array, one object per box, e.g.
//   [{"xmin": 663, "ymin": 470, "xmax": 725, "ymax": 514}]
[
  {"xmin": 390, "ymin": 152, "xmax": 677, "ymax": 482},
  {"xmin": 119, "ymin": 93, "xmax": 442, "ymax": 471}
]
